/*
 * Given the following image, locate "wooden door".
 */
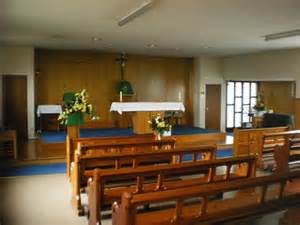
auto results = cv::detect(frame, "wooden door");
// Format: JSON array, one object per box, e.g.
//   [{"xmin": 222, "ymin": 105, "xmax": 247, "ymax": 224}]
[
  {"xmin": 3, "ymin": 75, "xmax": 28, "ymax": 140},
  {"xmin": 205, "ymin": 84, "xmax": 221, "ymax": 130}
]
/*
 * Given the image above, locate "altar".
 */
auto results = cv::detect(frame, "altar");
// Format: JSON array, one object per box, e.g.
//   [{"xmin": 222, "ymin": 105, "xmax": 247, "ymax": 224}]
[{"xmin": 110, "ymin": 102, "xmax": 185, "ymax": 134}]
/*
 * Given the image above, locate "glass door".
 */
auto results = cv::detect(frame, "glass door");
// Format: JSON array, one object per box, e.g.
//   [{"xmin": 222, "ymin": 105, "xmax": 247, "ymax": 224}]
[{"xmin": 226, "ymin": 81, "xmax": 258, "ymax": 131}]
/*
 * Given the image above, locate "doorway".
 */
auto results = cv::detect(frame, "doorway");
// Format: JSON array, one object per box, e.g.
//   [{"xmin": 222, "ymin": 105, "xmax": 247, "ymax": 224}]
[
  {"xmin": 3, "ymin": 75, "xmax": 28, "ymax": 140},
  {"xmin": 205, "ymin": 84, "xmax": 221, "ymax": 130}
]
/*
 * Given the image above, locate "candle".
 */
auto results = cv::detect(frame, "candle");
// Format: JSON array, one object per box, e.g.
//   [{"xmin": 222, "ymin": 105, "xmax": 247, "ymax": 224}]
[
  {"xmin": 120, "ymin": 91, "xmax": 123, "ymax": 102},
  {"xmin": 178, "ymin": 91, "xmax": 182, "ymax": 101}
]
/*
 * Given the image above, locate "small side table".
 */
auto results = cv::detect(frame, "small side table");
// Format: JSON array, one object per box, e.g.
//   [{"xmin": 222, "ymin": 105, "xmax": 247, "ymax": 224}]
[
  {"xmin": 37, "ymin": 105, "xmax": 62, "ymax": 132},
  {"xmin": 0, "ymin": 130, "xmax": 17, "ymax": 159}
]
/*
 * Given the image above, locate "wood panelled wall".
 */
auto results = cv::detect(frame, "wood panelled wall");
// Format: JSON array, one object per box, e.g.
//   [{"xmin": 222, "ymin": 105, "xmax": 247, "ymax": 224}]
[
  {"xmin": 35, "ymin": 49, "xmax": 194, "ymax": 126},
  {"xmin": 259, "ymin": 81, "xmax": 295, "ymax": 114}
]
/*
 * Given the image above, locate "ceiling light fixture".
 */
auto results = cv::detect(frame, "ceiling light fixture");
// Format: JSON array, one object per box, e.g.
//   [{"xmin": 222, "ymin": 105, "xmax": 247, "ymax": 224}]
[
  {"xmin": 118, "ymin": 0, "xmax": 154, "ymax": 27},
  {"xmin": 264, "ymin": 29, "xmax": 300, "ymax": 41},
  {"xmin": 147, "ymin": 43, "xmax": 157, "ymax": 48},
  {"xmin": 92, "ymin": 37, "xmax": 102, "ymax": 41}
]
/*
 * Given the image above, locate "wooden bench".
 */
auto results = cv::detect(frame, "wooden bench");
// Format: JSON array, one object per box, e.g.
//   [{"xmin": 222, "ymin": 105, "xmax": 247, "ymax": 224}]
[
  {"xmin": 233, "ymin": 126, "xmax": 289, "ymax": 157},
  {"xmin": 67, "ymin": 131, "xmax": 229, "ymax": 178},
  {"xmin": 0, "ymin": 129, "xmax": 17, "ymax": 159},
  {"xmin": 112, "ymin": 171, "xmax": 300, "ymax": 225},
  {"xmin": 66, "ymin": 134, "xmax": 175, "ymax": 177},
  {"xmin": 88, "ymin": 155, "xmax": 256, "ymax": 225},
  {"xmin": 72, "ymin": 144, "xmax": 216, "ymax": 214},
  {"xmin": 261, "ymin": 130, "xmax": 300, "ymax": 172}
]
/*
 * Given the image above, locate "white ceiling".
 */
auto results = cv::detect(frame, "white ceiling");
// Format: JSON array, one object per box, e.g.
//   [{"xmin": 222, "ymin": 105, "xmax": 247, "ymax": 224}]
[{"xmin": 1, "ymin": 0, "xmax": 300, "ymax": 57}]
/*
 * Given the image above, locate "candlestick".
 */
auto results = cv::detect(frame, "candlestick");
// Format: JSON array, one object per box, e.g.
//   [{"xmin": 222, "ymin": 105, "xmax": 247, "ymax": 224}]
[{"xmin": 120, "ymin": 91, "xmax": 123, "ymax": 102}]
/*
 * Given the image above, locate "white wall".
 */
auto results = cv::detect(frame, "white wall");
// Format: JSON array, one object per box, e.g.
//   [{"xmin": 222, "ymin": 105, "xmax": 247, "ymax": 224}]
[
  {"xmin": 0, "ymin": 46, "xmax": 35, "ymax": 138},
  {"xmin": 193, "ymin": 57, "xmax": 226, "ymax": 131},
  {"xmin": 223, "ymin": 49, "xmax": 300, "ymax": 97}
]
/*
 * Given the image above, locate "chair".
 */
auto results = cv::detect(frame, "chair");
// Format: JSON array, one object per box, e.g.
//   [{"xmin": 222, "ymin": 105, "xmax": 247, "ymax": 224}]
[{"xmin": 0, "ymin": 129, "xmax": 17, "ymax": 159}]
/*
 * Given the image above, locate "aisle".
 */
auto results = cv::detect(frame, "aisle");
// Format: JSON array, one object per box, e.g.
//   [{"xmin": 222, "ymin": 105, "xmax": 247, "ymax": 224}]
[{"xmin": 0, "ymin": 174, "xmax": 110, "ymax": 225}]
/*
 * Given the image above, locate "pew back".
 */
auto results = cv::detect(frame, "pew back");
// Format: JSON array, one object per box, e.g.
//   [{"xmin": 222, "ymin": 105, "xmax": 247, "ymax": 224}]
[
  {"xmin": 66, "ymin": 134, "xmax": 174, "ymax": 177},
  {"xmin": 72, "ymin": 145, "xmax": 216, "ymax": 214},
  {"xmin": 262, "ymin": 130, "xmax": 300, "ymax": 173},
  {"xmin": 112, "ymin": 171, "xmax": 300, "ymax": 225},
  {"xmin": 88, "ymin": 155, "xmax": 256, "ymax": 225}
]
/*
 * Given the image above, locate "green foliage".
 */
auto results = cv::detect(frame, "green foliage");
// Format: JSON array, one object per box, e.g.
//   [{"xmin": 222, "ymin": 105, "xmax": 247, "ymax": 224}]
[{"xmin": 58, "ymin": 89, "xmax": 99, "ymax": 125}]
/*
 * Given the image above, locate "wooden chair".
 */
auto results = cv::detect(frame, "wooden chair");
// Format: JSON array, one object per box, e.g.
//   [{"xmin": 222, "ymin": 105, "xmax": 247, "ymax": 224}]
[
  {"xmin": 0, "ymin": 129, "xmax": 17, "ymax": 159},
  {"xmin": 112, "ymin": 171, "xmax": 300, "ymax": 225},
  {"xmin": 88, "ymin": 154, "xmax": 256, "ymax": 225}
]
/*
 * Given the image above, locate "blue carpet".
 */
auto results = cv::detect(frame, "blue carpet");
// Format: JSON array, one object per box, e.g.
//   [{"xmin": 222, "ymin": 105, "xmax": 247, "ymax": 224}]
[
  {"xmin": 0, "ymin": 149, "xmax": 232, "ymax": 177},
  {"xmin": 40, "ymin": 126, "xmax": 219, "ymax": 144},
  {"xmin": 0, "ymin": 163, "xmax": 66, "ymax": 177}
]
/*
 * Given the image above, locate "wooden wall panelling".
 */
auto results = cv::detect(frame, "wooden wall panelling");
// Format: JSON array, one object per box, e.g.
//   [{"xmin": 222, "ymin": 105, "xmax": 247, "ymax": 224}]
[
  {"xmin": 259, "ymin": 81, "xmax": 295, "ymax": 114},
  {"xmin": 294, "ymin": 99, "xmax": 300, "ymax": 129},
  {"xmin": 35, "ymin": 50, "xmax": 193, "ymax": 127}
]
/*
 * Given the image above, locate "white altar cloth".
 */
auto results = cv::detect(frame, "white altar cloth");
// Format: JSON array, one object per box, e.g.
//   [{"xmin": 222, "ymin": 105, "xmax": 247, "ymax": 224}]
[
  {"xmin": 110, "ymin": 102, "xmax": 185, "ymax": 115},
  {"xmin": 37, "ymin": 105, "xmax": 63, "ymax": 117}
]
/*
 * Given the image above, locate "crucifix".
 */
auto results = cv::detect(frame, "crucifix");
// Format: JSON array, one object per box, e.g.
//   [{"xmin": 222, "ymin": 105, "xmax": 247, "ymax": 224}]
[{"xmin": 116, "ymin": 53, "xmax": 134, "ymax": 99}]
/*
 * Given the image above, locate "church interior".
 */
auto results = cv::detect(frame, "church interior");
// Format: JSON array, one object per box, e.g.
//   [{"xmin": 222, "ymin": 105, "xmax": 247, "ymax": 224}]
[{"xmin": 1, "ymin": 1, "xmax": 300, "ymax": 225}]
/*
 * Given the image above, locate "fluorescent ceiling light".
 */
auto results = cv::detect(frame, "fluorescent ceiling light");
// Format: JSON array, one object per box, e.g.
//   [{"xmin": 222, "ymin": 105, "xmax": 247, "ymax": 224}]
[
  {"xmin": 264, "ymin": 29, "xmax": 300, "ymax": 41},
  {"xmin": 118, "ymin": 0, "xmax": 154, "ymax": 27}
]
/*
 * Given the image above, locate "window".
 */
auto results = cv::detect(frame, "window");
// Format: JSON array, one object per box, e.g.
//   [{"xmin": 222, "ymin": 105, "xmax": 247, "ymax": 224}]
[{"xmin": 226, "ymin": 81, "xmax": 258, "ymax": 131}]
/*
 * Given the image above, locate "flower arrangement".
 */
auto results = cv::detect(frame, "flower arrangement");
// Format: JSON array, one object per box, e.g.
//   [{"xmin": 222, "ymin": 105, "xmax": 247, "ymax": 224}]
[
  {"xmin": 148, "ymin": 114, "xmax": 172, "ymax": 135},
  {"xmin": 58, "ymin": 89, "xmax": 99, "ymax": 125},
  {"xmin": 253, "ymin": 93, "xmax": 265, "ymax": 111}
]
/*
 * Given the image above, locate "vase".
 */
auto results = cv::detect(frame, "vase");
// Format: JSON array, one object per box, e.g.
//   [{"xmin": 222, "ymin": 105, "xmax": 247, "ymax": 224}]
[
  {"xmin": 154, "ymin": 132, "xmax": 161, "ymax": 140},
  {"xmin": 67, "ymin": 112, "xmax": 84, "ymax": 126},
  {"xmin": 162, "ymin": 130, "xmax": 171, "ymax": 137}
]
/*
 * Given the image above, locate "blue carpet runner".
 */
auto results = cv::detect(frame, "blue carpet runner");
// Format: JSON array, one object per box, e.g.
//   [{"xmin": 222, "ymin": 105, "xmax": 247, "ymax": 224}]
[
  {"xmin": 0, "ymin": 149, "xmax": 232, "ymax": 177},
  {"xmin": 40, "ymin": 126, "xmax": 218, "ymax": 144}
]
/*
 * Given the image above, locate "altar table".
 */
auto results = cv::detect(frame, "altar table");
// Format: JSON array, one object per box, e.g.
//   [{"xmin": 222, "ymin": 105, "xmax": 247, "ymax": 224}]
[
  {"xmin": 110, "ymin": 102, "xmax": 185, "ymax": 134},
  {"xmin": 36, "ymin": 105, "xmax": 62, "ymax": 131}
]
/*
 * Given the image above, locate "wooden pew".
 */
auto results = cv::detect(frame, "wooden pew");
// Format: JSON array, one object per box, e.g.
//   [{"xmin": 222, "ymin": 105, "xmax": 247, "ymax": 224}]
[
  {"xmin": 66, "ymin": 134, "xmax": 175, "ymax": 177},
  {"xmin": 233, "ymin": 126, "xmax": 289, "ymax": 158},
  {"xmin": 72, "ymin": 144, "xmax": 216, "ymax": 214},
  {"xmin": 112, "ymin": 171, "xmax": 300, "ymax": 225},
  {"xmin": 67, "ymin": 131, "xmax": 229, "ymax": 178},
  {"xmin": 71, "ymin": 137, "xmax": 177, "ymax": 213},
  {"xmin": 88, "ymin": 155, "xmax": 256, "ymax": 225},
  {"xmin": 261, "ymin": 130, "xmax": 300, "ymax": 172}
]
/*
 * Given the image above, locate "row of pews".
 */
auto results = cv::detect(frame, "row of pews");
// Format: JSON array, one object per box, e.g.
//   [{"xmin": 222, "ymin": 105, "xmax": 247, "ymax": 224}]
[{"xmin": 66, "ymin": 129, "xmax": 300, "ymax": 225}]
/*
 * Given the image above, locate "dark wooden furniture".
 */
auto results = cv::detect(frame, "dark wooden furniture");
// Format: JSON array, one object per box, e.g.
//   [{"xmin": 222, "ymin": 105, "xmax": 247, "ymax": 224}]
[
  {"xmin": 0, "ymin": 129, "xmax": 17, "ymax": 159},
  {"xmin": 112, "ymin": 171, "xmax": 300, "ymax": 225},
  {"xmin": 88, "ymin": 155, "xmax": 256, "ymax": 225}
]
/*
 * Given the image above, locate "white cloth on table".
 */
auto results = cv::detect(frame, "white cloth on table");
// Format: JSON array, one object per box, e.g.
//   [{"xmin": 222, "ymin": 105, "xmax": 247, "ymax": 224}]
[
  {"xmin": 36, "ymin": 105, "xmax": 63, "ymax": 117},
  {"xmin": 110, "ymin": 102, "xmax": 185, "ymax": 115}
]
